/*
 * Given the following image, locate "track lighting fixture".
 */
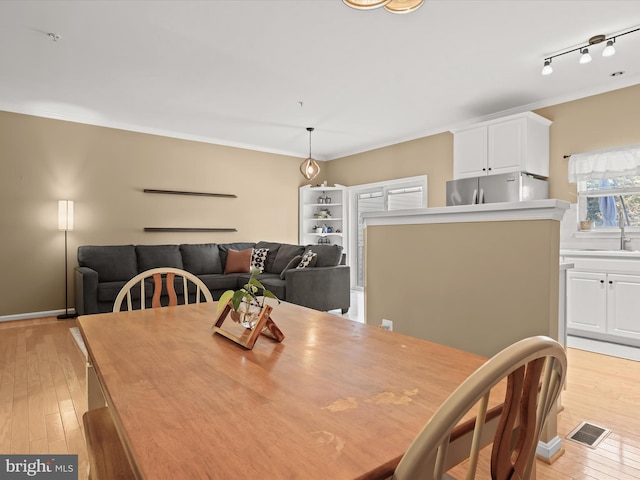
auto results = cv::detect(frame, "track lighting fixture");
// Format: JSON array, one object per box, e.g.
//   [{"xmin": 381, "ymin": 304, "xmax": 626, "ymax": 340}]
[
  {"xmin": 541, "ymin": 26, "xmax": 639, "ymax": 76},
  {"xmin": 300, "ymin": 127, "xmax": 320, "ymax": 181}
]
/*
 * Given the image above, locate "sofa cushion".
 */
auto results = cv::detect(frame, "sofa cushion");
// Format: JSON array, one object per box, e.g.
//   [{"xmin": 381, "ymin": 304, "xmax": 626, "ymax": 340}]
[
  {"xmin": 196, "ymin": 274, "xmax": 240, "ymax": 292},
  {"xmin": 255, "ymin": 241, "xmax": 282, "ymax": 273},
  {"xmin": 78, "ymin": 245, "xmax": 138, "ymax": 282},
  {"xmin": 306, "ymin": 244, "xmax": 343, "ymax": 267},
  {"xmin": 272, "ymin": 243, "xmax": 306, "ymax": 273},
  {"xmin": 297, "ymin": 250, "xmax": 318, "ymax": 269},
  {"xmin": 236, "ymin": 273, "xmax": 286, "ymax": 301},
  {"xmin": 224, "ymin": 248, "xmax": 252, "ymax": 274},
  {"xmin": 180, "ymin": 243, "xmax": 223, "ymax": 275},
  {"xmin": 136, "ymin": 245, "xmax": 183, "ymax": 272},
  {"xmin": 218, "ymin": 243, "xmax": 256, "ymax": 269},
  {"xmin": 97, "ymin": 280, "xmax": 136, "ymax": 303},
  {"xmin": 250, "ymin": 248, "xmax": 269, "ymax": 273},
  {"xmin": 280, "ymin": 255, "xmax": 302, "ymax": 280},
  {"xmin": 255, "ymin": 275, "xmax": 286, "ymax": 300}
]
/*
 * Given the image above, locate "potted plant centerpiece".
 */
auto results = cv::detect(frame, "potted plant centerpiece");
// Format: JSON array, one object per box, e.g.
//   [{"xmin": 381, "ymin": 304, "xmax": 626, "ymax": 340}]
[{"xmin": 216, "ymin": 267, "xmax": 280, "ymax": 329}]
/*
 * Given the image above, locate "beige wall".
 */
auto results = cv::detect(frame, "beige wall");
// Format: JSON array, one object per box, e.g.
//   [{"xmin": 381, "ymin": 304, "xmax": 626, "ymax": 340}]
[
  {"xmin": 0, "ymin": 111, "xmax": 309, "ymax": 316},
  {"xmin": 325, "ymin": 132, "xmax": 453, "ymax": 207},
  {"xmin": 537, "ymin": 83, "xmax": 640, "ymax": 201},
  {"xmin": 365, "ymin": 220, "xmax": 560, "ymax": 358},
  {"xmin": 325, "ymin": 83, "xmax": 640, "ymax": 207},
  {"xmin": 3, "ymin": 83, "xmax": 640, "ymax": 317}
]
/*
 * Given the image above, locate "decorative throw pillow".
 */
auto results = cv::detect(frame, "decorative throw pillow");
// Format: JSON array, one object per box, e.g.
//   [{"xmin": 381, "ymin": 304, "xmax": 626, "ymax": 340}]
[
  {"xmin": 296, "ymin": 250, "xmax": 317, "ymax": 269},
  {"xmin": 250, "ymin": 248, "xmax": 269, "ymax": 273},
  {"xmin": 280, "ymin": 254, "xmax": 302, "ymax": 279},
  {"xmin": 224, "ymin": 248, "xmax": 252, "ymax": 274}
]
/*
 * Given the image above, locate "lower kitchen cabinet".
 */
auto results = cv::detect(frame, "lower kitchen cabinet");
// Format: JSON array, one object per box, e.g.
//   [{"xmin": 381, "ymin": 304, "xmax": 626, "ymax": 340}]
[{"xmin": 567, "ymin": 269, "xmax": 640, "ymax": 346}]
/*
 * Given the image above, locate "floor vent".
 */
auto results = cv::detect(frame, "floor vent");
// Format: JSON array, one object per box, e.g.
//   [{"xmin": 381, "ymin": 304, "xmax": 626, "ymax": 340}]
[{"xmin": 566, "ymin": 421, "xmax": 611, "ymax": 449}]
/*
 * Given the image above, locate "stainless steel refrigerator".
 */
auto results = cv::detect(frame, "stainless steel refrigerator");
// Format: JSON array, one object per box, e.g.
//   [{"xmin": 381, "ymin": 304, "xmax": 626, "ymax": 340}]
[{"xmin": 446, "ymin": 172, "xmax": 549, "ymax": 206}]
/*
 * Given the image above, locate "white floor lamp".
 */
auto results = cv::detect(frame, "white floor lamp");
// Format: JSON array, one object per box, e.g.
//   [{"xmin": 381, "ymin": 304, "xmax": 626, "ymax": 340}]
[{"xmin": 57, "ymin": 200, "xmax": 77, "ymax": 320}]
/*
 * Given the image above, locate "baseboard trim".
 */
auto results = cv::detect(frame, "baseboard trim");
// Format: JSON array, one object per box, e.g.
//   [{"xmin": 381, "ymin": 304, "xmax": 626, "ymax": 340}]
[{"xmin": 0, "ymin": 309, "xmax": 77, "ymax": 323}]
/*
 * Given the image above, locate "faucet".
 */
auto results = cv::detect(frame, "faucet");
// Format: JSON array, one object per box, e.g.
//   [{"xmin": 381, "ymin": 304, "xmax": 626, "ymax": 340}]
[{"xmin": 619, "ymin": 211, "xmax": 629, "ymax": 250}]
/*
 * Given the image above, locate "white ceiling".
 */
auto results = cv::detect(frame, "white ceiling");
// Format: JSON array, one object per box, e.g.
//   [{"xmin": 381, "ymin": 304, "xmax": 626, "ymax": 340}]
[{"xmin": 1, "ymin": 1, "xmax": 640, "ymax": 161}]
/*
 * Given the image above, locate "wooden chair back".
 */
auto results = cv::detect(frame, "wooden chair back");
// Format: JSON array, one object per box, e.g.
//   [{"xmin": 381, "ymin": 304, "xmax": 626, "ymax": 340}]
[
  {"xmin": 113, "ymin": 267, "xmax": 213, "ymax": 312},
  {"xmin": 392, "ymin": 335, "xmax": 567, "ymax": 480}
]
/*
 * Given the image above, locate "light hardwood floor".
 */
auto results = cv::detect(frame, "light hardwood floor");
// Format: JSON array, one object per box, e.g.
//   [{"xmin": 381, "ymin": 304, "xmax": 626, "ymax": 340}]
[{"xmin": 1, "ymin": 316, "xmax": 639, "ymax": 479}]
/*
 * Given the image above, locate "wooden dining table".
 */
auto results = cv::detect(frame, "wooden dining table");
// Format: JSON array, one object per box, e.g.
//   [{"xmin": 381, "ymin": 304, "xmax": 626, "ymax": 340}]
[{"xmin": 78, "ymin": 301, "xmax": 491, "ymax": 479}]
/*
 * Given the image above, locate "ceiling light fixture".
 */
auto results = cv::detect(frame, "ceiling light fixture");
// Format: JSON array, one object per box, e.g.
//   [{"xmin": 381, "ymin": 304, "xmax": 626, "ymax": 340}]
[
  {"xmin": 579, "ymin": 48, "xmax": 592, "ymax": 64},
  {"xmin": 602, "ymin": 39, "xmax": 616, "ymax": 57},
  {"xmin": 343, "ymin": 0, "xmax": 424, "ymax": 14},
  {"xmin": 300, "ymin": 127, "xmax": 320, "ymax": 181},
  {"xmin": 540, "ymin": 26, "xmax": 639, "ymax": 76}
]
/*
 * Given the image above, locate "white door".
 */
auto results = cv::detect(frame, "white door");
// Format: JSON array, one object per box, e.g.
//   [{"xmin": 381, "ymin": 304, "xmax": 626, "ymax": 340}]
[
  {"xmin": 355, "ymin": 190, "xmax": 384, "ymax": 288},
  {"xmin": 607, "ymin": 274, "xmax": 640, "ymax": 341},
  {"xmin": 566, "ymin": 271, "xmax": 607, "ymax": 334}
]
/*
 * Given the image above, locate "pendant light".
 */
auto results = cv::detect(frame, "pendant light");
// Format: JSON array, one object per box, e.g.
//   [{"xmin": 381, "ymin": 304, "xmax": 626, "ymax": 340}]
[{"xmin": 300, "ymin": 127, "xmax": 320, "ymax": 181}]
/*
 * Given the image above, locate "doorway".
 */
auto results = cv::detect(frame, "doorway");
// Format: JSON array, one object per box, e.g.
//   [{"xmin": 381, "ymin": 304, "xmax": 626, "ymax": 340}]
[{"xmin": 348, "ymin": 176, "xmax": 427, "ymax": 289}]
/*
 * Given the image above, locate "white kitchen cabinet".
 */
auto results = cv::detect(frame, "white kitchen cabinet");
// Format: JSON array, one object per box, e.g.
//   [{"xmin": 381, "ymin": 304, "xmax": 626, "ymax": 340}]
[
  {"xmin": 566, "ymin": 271, "xmax": 607, "ymax": 334},
  {"xmin": 565, "ymin": 260, "xmax": 640, "ymax": 347},
  {"xmin": 299, "ymin": 184, "xmax": 347, "ymax": 258},
  {"xmin": 453, "ymin": 112, "xmax": 551, "ymax": 179},
  {"xmin": 608, "ymin": 274, "xmax": 640, "ymax": 342}
]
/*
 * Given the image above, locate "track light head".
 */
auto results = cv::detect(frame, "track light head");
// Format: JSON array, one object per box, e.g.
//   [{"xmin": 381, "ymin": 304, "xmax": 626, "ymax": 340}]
[
  {"xmin": 602, "ymin": 40, "xmax": 616, "ymax": 57},
  {"xmin": 541, "ymin": 59, "xmax": 553, "ymax": 76},
  {"xmin": 579, "ymin": 48, "xmax": 592, "ymax": 64}
]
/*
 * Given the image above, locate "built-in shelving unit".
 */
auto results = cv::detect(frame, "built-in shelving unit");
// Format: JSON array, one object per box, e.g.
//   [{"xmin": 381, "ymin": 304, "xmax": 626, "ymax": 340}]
[{"xmin": 299, "ymin": 185, "xmax": 348, "ymax": 258}]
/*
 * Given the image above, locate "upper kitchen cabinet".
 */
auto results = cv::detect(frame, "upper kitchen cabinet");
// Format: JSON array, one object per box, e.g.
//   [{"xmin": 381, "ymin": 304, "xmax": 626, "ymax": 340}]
[{"xmin": 452, "ymin": 112, "xmax": 552, "ymax": 179}]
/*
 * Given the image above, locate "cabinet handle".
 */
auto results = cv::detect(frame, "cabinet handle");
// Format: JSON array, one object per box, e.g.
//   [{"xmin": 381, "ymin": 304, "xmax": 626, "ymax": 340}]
[
  {"xmin": 600, "ymin": 280, "xmax": 605, "ymax": 283},
  {"xmin": 488, "ymin": 167, "xmax": 492, "ymax": 171},
  {"xmin": 609, "ymin": 280, "xmax": 613, "ymax": 284},
  {"xmin": 482, "ymin": 168, "xmax": 486, "ymax": 171}
]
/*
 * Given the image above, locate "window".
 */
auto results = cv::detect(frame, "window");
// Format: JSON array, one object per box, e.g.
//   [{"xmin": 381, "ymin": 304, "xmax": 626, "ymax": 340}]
[
  {"xmin": 570, "ymin": 145, "xmax": 640, "ymax": 231},
  {"xmin": 578, "ymin": 176, "xmax": 640, "ymax": 229}
]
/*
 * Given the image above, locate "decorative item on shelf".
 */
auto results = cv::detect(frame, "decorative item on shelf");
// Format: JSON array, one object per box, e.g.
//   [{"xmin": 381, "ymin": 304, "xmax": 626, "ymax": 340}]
[
  {"xmin": 315, "ymin": 226, "xmax": 324, "ymax": 234},
  {"xmin": 335, "ymin": 229, "xmax": 342, "ymax": 234},
  {"xmin": 300, "ymin": 127, "xmax": 320, "ymax": 181},
  {"xmin": 317, "ymin": 208, "xmax": 331, "ymax": 219},
  {"xmin": 324, "ymin": 194, "xmax": 332, "ymax": 204},
  {"xmin": 212, "ymin": 268, "xmax": 284, "ymax": 350},
  {"xmin": 317, "ymin": 194, "xmax": 325, "ymax": 204}
]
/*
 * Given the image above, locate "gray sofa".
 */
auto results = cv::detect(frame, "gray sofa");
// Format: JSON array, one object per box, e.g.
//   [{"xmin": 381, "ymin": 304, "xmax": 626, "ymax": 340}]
[{"xmin": 74, "ymin": 241, "xmax": 350, "ymax": 315}]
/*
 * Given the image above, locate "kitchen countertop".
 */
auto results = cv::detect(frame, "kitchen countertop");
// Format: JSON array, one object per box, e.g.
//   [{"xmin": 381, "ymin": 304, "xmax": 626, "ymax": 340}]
[
  {"xmin": 561, "ymin": 249, "xmax": 640, "ymax": 259},
  {"xmin": 362, "ymin": 199, "xmax": 570, "ymax": 227}
]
